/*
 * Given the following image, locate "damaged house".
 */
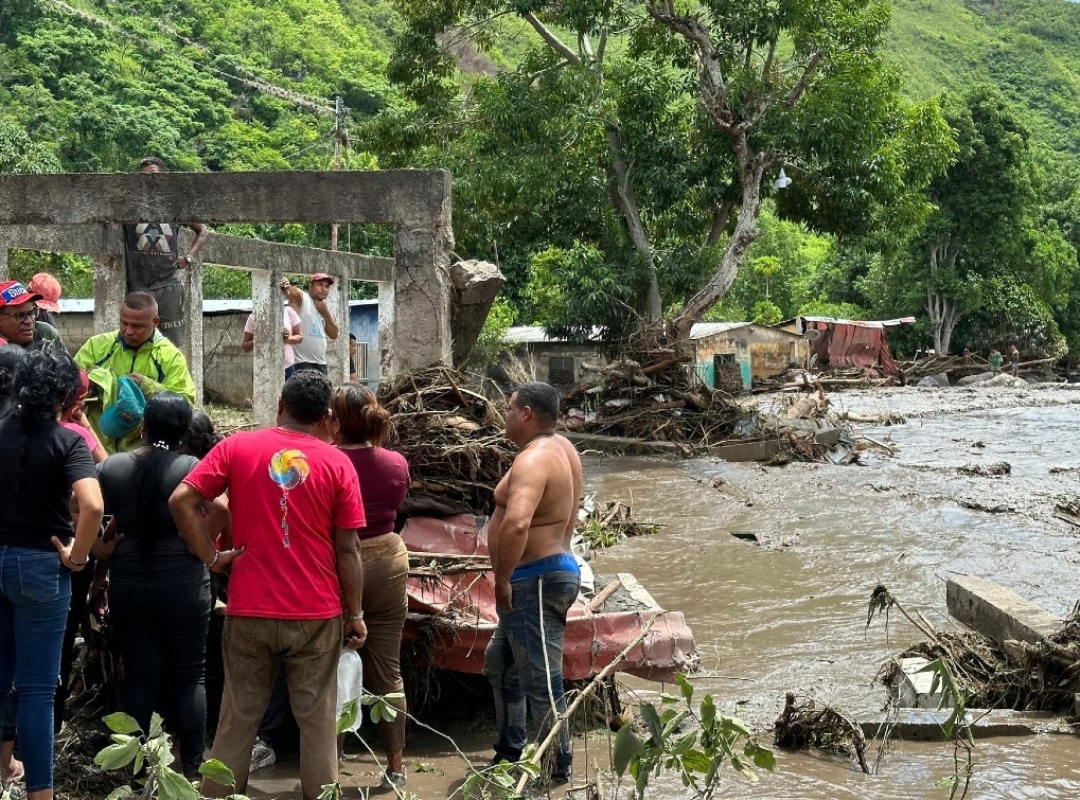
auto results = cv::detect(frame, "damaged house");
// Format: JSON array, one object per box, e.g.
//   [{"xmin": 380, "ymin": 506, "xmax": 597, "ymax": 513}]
[{"xmin": 776, "ymin": 316, "xmax": 915, "ymax": 377}]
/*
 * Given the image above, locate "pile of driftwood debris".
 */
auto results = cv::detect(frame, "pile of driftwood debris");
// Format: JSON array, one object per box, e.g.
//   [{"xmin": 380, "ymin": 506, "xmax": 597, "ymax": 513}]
[
  {"xmin": 561, "ymin": 331, "xmax": 745, "ymax": 446},
  {"xmin": 774, "ymin": 692, "xmax": 870, "ymax": 773},
  {"xmin": 380, "ymin": 366, "xmax": 514, "ymax": 517},
  {"xmin": 873, "ymin": 584, "xmax": 1080, "ymax": 713}
]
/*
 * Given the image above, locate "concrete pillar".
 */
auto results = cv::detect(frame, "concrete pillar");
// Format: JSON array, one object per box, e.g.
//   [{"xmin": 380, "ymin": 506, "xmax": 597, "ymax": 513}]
[
  {"xmin": 325, "ymin": 274, "xmax": 349, "ymax": 386},
  {"xmin": 251, "ymin": 269, "xmax": 286, "ymax": 428},
  {"xmin": 386, "ymin": 225, "xmax": 453, "ymax": 375},
  {"xmin": 377, "ymin": 280, "xmax": 395, "ymax": 382},
  {"xmin": 92, "ymin": 254, "xmax": 126, "ymax": 336},
  {"xmin": 182, "ymin": 261, "xmax": 204, "ymax": 405}
]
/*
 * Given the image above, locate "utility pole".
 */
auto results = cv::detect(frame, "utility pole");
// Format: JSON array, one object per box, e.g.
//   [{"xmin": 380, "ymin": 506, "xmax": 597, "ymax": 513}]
[{"xmin": 330, "ymin": 95, "xmax": 346, "ymax": 251}]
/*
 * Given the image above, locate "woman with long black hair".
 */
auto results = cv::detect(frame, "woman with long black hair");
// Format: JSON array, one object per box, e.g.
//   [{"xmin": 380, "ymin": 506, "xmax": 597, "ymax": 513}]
[
  {"xmin": 98, "ymin": 392, "xmax": 226, "ymax": 778},
  {"xmin": 0, "ymin": 345, "xmax": 103, "ymax": 800}
]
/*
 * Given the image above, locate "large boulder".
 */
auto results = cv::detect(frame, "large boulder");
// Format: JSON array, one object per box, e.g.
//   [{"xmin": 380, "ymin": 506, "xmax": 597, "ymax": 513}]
[
  {"xmin": 984, "ymin": 373, "xmax": 1027, "ymax": 388},
  {"xmin": 956, "ymin": 371, "xmax": 994, "ymax": 386},
  {"xmin": 917, "ymin": 374, "xmax": 950, "ymax": 388},
  {"xmin": 449, "ymin": 259, "xmax": 504, "ymax": 366}
]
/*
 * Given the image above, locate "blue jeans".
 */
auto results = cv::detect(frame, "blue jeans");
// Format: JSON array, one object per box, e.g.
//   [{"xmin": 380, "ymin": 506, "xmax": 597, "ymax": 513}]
[
  {"xmin": 0, "ymin": 547, "xmax": 71, "ymax": 792},
  {"xmin": 484, "ymin": 569, "xmax": 580, "ymax": 782}
]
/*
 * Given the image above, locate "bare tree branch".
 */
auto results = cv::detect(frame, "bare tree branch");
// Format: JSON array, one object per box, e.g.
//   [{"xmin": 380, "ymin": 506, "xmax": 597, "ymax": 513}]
[
  {"xmin": 523, "ymin": 11, "xmax": 581, "ymax": 65},
  {"xmin": 782, "ymin": 51, "xmax": 824, "ymax": 107},
  {"xmin": 705, "ymin": 200, "xmax": 734, "ymax": 247}
]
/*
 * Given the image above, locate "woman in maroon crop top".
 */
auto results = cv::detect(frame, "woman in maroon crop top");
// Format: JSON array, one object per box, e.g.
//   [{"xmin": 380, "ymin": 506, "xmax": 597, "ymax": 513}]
[{"xmin": 329, "ymin": 384, "xmax": 410, "ymax": 789}]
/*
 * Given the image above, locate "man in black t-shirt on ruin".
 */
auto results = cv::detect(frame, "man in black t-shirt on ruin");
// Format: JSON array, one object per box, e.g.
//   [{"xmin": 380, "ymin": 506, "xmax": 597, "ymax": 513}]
[{"xmin": 124, "ymin": 157, "xmax": 208, "ymax": 348}]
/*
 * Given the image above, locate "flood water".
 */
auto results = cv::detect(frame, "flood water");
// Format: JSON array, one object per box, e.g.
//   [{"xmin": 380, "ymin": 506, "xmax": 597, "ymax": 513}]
[{"xmin": 583, "ymin": 384, "xmax": 1080, "ymax": 799}]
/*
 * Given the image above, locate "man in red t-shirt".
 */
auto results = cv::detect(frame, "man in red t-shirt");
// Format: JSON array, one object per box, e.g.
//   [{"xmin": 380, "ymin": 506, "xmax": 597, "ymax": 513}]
[{"xmin": 170, "ymin": 371, "xmax": 366, "ymax": 800}]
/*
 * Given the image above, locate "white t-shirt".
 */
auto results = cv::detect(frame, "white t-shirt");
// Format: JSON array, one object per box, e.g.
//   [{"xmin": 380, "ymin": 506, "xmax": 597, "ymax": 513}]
[
  {"xmin": 244, "ymin": 305, "xmax": 303, "ymax": 369},
  {"xmin": 291, "ymin": 291, "xmax": 328, "ymax": 366}
]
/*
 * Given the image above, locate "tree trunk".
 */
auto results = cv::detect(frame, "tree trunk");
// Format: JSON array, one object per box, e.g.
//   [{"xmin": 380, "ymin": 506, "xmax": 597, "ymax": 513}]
[
  {"xmin": 670, "ymin": 134, "xmax": 765, "ymax": 339},
  {"xmin": 605, "ymin": 122, "xmax": 662, "ymax": 321}
]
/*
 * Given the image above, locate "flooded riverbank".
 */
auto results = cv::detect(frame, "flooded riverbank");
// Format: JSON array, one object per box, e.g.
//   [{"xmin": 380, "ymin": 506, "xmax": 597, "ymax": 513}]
[{"xmin": 585, "ymin": 384, "xmax": 1080, "ymax": 798}]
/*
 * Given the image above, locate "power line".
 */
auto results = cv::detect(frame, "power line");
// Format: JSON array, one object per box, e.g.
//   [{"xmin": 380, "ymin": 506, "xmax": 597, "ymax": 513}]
[{"xmin": 43, "ymin": 0, "xmax": 336, "ymax": 117}]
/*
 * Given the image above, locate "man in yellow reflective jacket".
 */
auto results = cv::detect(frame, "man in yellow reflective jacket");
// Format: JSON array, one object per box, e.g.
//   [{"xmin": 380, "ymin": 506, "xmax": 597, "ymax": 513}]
[{"xmin": 74, "ymin": 292, "xmax": 196, "ymax": 453}]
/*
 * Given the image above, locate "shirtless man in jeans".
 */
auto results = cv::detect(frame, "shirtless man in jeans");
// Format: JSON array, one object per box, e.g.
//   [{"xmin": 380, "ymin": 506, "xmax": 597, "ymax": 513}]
[{"xmin": 484, "ymin": 381, "xmax": 583, "ymax": 787}]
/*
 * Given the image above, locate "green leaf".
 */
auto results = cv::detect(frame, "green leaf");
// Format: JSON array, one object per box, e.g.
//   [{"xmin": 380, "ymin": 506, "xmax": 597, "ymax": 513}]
[
  {"xmin": 640, "ymin": 702, "xmax": 664, "ymax": 745},
  {"xmin": 156, "ymin": 766, "xmax": 199, "ymax": 800},
  {"xmin": 102, "ymin": 713, "xmax": 142, "ymax": 735},
  {"xmin": 747, "ymin": 743, "xmax": 777, "ymax": 771},
  {"xmin": 199, "ymin": 759, "xmax": 236, "ymax": 788},
  {"xmin": 104, "ymin": 787, "xmax": 134, "ymax": 800},
  {"xmin": 700, "ymin": 694, "xmax": 716, "ymax": 729},
  {"xmin": 670, "ymin": 730, "xmax": 697, "ymax": 756},
  {"xmin": 681, "ymin": 748, "xmax": 712, "ymax": 773},
  {"xmin": 336, "ymin": 699, "xmax": 358, "ymax": 734},
  {"xmin": 149, "ymin": 713, "xmax": 165, "ymax": 739},
  {"xmin": 95, "ymin": 738, "xmax": 141, "ymax": 771},
  {"xmin": 676, "ymin": 673, "xmax": 694, "ymax": 705},
  {"xmin": 612, "ymin": 724, "xmax": 645, "ymax": 777}
]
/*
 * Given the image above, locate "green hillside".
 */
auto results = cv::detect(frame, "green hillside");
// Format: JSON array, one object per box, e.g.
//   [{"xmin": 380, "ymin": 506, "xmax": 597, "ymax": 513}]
[
  {"xmin": 3, "ymin": 0, "xmax": 1079, "ymax": 171},
  {"xmin": 889, "ymin": 0, "xmax": 1080, "ymax": 154}
]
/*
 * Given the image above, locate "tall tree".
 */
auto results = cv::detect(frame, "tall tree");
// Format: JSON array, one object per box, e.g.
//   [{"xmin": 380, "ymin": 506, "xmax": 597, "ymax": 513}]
[
  {"xmin": 918, "ymin": 86, "xmax": 1036, "ymax": 353},
  {"xmin": 381, "ymin": 0, "xmax": 954, "ymax": 341}
]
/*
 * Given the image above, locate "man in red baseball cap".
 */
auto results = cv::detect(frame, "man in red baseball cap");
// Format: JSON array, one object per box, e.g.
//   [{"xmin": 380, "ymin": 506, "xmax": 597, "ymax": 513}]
[
  {"xmin": 280, "ymin": 273, "xmax": 339, "ymax": 375},
  {"xmin": 0, "ymin": 280, "xmax": 64, "ymax": 350}
]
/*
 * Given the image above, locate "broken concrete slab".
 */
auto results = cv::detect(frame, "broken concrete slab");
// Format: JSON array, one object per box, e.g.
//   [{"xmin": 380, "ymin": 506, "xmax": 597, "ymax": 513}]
[
  {"xmin": 859, "ymin": 709, "xmax": 1069, "ymax": 741},
  {"xmin": 889, "ymin": 656, "xmax": 943, "ymax": 709},
  {"xmin": 449, "ymin": 259, "xmax": 504, "ymax": 366},
  {"xmin": 946, "ymin": 575, "xmax": 1060, "ymax": 646}
]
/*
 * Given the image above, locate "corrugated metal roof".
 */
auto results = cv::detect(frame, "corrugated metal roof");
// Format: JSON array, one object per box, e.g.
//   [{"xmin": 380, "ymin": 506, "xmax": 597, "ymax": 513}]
[
  {"xmin": 688, "ymin": 322, "xmax": 751, "ymax": 339},
  {"xmin": 504, "ymin": 326, "xmax": 558, "ymax": 343},
  {"xmin": 800, "ymin": 315, "xmax": 916, "ymax": 329}
]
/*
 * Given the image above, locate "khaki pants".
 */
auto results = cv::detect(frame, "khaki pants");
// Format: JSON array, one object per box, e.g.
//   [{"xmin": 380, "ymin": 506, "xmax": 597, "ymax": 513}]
[
  {"xmin": 205, "ymin": 616, "xmax": 341, "ymax": 799},
  {"xmin": 359, "ymin": 533, "xmax": 409, "ymax": 753}
]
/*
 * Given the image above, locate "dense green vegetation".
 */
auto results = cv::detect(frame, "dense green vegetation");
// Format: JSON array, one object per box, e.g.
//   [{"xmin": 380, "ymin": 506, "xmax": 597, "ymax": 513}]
[{"xmin": 4, "ymin": 0, "xmax": 1080, "ymax": 358}]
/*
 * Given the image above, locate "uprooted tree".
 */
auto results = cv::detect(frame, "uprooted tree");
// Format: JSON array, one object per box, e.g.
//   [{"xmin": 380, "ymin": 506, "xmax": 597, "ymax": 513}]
[{"xmin": 374, "ymin": 0, "xmax": 954, "ymax": 346}]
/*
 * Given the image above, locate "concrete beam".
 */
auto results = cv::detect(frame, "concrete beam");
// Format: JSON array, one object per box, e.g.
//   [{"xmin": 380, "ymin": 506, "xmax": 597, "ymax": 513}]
[
  {"xmin": 0, "ymin": 224, "xmax": 118, "ymax": 255},
  {"xmin": 0, "ymin": 170, "xmax": 450, "ymax": 227},
  {"xmin": 859, "ymin": 709, "xmax": 1068, "ymax": 741},
  {"xmin": 946, "ymin": 575, "xmax": 1060, "ymax": 646},
  {"xmin": 0, "ymin": 225, "xmax": 394, "ymax": 283},
  {"xmin": 198, "ymin": 233, "xmax": 393, "ymax": 283}
]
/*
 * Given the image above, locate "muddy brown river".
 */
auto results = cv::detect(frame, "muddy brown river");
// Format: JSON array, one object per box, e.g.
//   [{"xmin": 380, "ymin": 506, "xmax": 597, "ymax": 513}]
[
  {"xmin": 583, "ymin": 385, "xmax": 1080, "ymax": 798},
  {"xmin": 245, "ymin": 384, "xmax": 1080, "ymax": 800}
]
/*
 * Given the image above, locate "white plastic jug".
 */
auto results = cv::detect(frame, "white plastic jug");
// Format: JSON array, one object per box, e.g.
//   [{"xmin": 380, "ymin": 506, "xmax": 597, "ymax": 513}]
[{"xmin": 336, "ymin": 648, "xmax": 364, "ymax": 733}]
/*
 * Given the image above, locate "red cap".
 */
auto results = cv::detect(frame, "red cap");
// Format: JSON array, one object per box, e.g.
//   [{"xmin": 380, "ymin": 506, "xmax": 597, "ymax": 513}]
[
  {"xmin": 0, "ymin": 281, "xmax": 43, "ymax": 308},
  {"xmin": 310, "ymin": 273, "xmax": 335, "ymax": 286},
  {"xmin": 28, "ymin": 273, "xmax": 62, "ymax": 312}
]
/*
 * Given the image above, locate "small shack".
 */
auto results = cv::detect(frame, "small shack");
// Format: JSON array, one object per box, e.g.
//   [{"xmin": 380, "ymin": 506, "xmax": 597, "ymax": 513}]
[
  {"xmin": 501, "ymin": 326, "xmax": 605, "ymax": 387},
  {"xmin": 501, "ymin": 323, "xmax": 806, "ymax": 392},
  {"xmin": 775, "ymin": 316, "xmax": 915, "ymax": 376},
  {"xmin": 690, "ymin": 322, "xmax": 807, "ymax": 390}
]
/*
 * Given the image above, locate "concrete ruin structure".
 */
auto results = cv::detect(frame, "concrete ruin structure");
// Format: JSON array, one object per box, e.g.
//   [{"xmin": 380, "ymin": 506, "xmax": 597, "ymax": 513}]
[{"xmin": 0, "ymin": 170, "xmax": 501, "ymax": 424}]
